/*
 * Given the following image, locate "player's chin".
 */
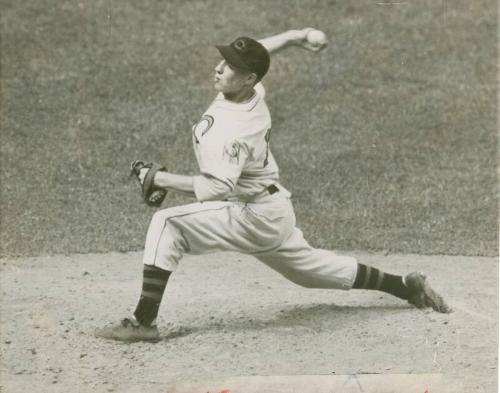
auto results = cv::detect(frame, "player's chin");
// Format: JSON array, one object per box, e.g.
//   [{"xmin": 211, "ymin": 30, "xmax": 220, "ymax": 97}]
[{"xmin": 213, "ymin": 78, "xmax": 222, "ymax": 91}]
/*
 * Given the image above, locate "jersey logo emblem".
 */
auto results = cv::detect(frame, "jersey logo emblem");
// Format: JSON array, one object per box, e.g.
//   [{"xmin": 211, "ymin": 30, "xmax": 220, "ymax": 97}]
[
  {"xmin": 223, "ymin": 141, "xmax": 242, "ymax": 164},
  {"xmin": 193, "ymin": 115, "xmax": 214, "ymax": 144}
]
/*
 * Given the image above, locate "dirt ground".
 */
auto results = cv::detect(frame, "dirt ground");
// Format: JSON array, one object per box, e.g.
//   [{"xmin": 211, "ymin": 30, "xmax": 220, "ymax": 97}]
[{"xmin": 0, "ymin": 251, "xmax": 497, "ymax": 393}]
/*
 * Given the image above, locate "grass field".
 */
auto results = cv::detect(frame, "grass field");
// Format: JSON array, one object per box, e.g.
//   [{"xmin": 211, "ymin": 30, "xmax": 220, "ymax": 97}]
[{"xmin": 1, "ymin": 0, "xmax": 497, "ymax": 257}]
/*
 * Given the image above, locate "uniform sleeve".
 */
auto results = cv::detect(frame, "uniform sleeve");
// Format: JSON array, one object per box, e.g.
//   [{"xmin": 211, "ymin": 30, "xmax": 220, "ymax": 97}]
[
  {"xmin": 193, "ymin": 174, "xmax": 232, "ymax": 202},
  {"xmin": 198, "ymin": 138, "xmax": 250, "ymax": 189}
]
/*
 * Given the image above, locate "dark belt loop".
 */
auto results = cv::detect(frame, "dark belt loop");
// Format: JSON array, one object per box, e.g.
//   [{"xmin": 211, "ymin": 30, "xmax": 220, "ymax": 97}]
[{"xmin": 267, "ymin": 184, "xmax": 279, "ymax": 195}]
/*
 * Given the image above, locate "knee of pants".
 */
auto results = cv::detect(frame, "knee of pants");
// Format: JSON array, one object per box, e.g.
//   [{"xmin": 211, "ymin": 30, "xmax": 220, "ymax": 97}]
[
  {"xmin": 144, "ymin": 212, "xmax": 186, "ymax": 272},
  {"xmin": 258, "ymin": 257, "xmax": 357, "ymax": 290},
  {"xmin": 153, "ymin": 223, "xmax": 185, "ymax": 271}
]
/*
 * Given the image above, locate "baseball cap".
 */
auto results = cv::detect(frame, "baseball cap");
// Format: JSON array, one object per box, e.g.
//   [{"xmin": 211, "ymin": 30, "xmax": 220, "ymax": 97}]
[{"xmin": 216, "ymin": 37, "xmax": 270, "ymax": 81}]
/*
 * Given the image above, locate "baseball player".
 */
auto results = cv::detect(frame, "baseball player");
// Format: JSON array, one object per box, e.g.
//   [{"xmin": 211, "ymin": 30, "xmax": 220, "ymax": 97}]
[{"xmin": 95, "ymin": 28, "xmax": 450, "ymax": 343}]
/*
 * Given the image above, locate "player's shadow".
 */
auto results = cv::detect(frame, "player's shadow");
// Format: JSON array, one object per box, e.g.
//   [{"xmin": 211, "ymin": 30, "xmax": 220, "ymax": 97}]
[{"xmin": 161, "ymin": 302, "xmax": 412, "ymax": 340}]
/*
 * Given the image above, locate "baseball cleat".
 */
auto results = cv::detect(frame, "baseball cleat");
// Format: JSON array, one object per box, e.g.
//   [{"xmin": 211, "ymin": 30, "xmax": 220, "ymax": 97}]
[
  {"xmin": 405, "ymin": 272, "xmax": 452, "ymax": 313},
  {"xmin": 94, "ymin": 318, "xmax": 161, "ymax": 343}
]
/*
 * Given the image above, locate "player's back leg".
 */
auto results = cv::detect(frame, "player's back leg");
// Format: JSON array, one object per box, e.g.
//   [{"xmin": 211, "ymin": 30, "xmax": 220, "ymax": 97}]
[
  {"xmin": 255, "ymin": 228, "xmax": 451, "ymax": 313},
  {"xmin": 255, "ymin": 227, "xmax": 357, "ymax": 290}
]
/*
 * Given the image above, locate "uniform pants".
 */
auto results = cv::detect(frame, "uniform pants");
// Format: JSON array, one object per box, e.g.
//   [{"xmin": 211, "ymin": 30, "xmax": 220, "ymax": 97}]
[{"xmin": 143, "ymin": 194, "xmax": 358, "ymax": 290}]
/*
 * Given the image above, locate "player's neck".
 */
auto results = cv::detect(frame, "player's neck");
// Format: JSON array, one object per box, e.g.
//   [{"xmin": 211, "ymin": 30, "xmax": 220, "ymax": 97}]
[{"xmin": 223, "ymin": 86, "xmax": 256, "ymax": 103}]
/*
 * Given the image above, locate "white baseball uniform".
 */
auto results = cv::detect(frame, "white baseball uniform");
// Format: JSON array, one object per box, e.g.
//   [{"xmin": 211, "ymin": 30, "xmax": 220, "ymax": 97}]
[{"xmin": 142, "ymin": 83, "xmax": 358, "ymax": 290}]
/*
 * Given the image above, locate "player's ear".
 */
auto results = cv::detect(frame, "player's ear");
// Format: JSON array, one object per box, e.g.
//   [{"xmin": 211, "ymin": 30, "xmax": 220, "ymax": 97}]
[{"xmin": 246, "ymin": 72, "xmax": 258, "ymax": 86}]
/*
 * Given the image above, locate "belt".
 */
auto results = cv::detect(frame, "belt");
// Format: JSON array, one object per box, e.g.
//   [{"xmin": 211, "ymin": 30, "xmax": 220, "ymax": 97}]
[
  {"xmin": 226, "ymin": 184, "xmax": 280, "ymax": 203},
  {"xmin": 267, "ymin": 184, "xmax": 279, "ymax": 195}
]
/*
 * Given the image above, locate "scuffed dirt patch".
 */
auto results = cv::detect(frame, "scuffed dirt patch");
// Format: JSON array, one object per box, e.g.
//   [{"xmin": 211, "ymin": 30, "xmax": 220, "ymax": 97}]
[{"xmin": 0, "ymin": 252, "xmax": 497, "ymax": 392}]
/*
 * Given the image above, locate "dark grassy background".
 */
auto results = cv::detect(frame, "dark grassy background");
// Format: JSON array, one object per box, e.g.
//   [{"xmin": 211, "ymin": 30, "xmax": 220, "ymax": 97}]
[{"xmin": 1, "ymin": 0, "xmax": 497, "ymax": 257}]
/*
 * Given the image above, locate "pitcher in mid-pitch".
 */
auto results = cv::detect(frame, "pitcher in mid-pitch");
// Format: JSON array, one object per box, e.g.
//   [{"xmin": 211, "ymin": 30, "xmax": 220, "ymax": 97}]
[{"xmin": 95, "ymin": 28, "xmax": 451, "ymax": 342}]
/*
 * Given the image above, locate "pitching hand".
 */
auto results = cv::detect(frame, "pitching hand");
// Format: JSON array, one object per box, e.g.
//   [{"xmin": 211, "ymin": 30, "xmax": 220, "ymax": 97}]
[{"xmin": 292, "ymin": 27, "xmax": 327, "ymax": 52}]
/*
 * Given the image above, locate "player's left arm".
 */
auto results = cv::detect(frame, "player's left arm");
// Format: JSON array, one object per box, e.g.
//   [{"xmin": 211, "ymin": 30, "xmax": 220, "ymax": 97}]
[
  {"xmin": 139, "ymin": 170, "xmax": 233, "ymax": 201},
  {"xmin": 138, "ymin": 137, "xmax": 249, "ymax": 201},
  {"xmin": 258, "ymin": 28, "xmax": 326, "ymax": 55},
  {"xmin": 150, "ymin": 171, "xmax": 196, "ymax": 196}
]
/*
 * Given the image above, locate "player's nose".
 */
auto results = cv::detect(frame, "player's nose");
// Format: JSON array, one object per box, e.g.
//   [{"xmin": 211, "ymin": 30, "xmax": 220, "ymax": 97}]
[{"xmin": 214, "ymin": 60, "xmax": 224, "ymax": 74}]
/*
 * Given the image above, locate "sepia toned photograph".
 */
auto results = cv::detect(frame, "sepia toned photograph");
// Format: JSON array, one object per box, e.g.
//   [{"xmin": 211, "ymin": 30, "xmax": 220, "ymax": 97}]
[{"xmin": 0, "ymin": 1, "xmax": 497, "ymax": 392}]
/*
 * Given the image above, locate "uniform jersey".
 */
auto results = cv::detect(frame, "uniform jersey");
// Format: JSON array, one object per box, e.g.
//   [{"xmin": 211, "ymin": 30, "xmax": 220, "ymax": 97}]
[{"xmin": 191, "ymin": 83, "xmax": 279, "ymax": 200}]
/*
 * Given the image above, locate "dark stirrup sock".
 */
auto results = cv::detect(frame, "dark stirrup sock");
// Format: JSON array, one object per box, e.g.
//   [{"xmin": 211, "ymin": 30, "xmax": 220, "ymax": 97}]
[
  {"xmin": 133, "ymin": 265, "xmax": 171, "ymax": 326},
  {"xmin": 352, "ymin": 263, "xmax": 410, "ymax": 300}
]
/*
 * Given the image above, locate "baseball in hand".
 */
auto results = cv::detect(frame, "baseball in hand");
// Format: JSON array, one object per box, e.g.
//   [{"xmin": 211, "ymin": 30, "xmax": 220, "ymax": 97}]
[{"xmin": 306, "ymin": 29, "xmax": 327, "ymax": 48}]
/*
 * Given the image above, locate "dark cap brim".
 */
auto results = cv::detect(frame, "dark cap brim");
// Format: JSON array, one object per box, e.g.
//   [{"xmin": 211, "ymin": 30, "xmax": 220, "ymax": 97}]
[{"xmin": 216, "ymin": 45, "xmax": 251, "ymax": 71}]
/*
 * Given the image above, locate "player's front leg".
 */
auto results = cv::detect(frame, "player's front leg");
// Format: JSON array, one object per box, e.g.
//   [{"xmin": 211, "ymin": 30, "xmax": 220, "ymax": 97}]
[
  {"xmin": 93, "ymin": 263, "xmax": 169, "ymax": 343},
  {"xmin": 94, "ymin": 203, "xmax": 219, "ymax": 343},
  {"xmin": 94, "ymin": 200, "xmax": 264, "ymax": 342}
]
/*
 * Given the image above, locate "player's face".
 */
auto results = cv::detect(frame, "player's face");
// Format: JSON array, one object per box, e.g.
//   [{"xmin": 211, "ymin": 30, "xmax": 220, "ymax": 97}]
[{"xmin": 213, "ymin": 59, "xmax": 255, "ymax": 95}]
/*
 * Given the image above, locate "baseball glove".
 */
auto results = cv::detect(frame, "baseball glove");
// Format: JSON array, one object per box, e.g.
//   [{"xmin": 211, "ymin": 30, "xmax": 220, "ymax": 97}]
[{"xmin": 130, "ymin": 160, "xmax": 168, "ymax": 207}]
